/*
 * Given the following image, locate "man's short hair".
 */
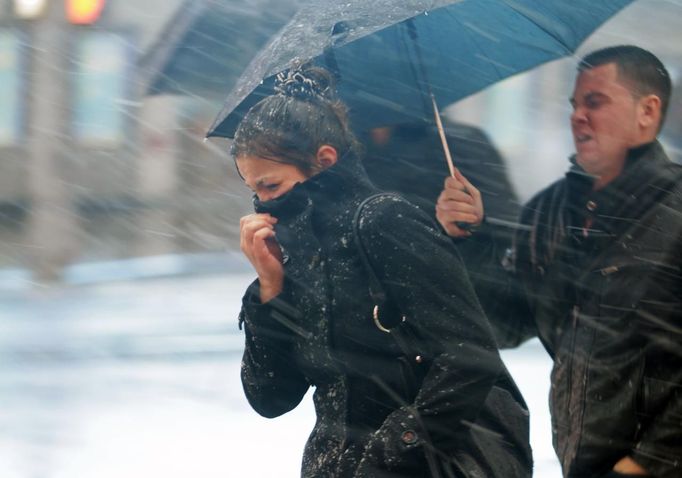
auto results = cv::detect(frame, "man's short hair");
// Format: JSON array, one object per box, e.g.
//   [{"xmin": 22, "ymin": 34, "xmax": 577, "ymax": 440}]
[{"xmin": 579, "ymin": 45, "xmax": 672, "ymax": 128}]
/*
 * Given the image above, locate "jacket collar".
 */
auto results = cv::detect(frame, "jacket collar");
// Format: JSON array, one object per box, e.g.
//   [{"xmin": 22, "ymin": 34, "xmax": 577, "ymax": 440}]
[
  {"xmin": 566, "ymin": 141, "xmax": 670, "ymax": 201},
  {"xmin": 565, "ymin": 140, "xmax": 674, "ymax": 231}
]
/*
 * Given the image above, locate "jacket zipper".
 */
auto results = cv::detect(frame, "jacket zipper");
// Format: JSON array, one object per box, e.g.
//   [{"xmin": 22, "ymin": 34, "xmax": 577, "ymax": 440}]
[
  {"xmin": 600, "ymin": 265, "xmax": 619, "ymax": 276},
  {"xmin": 566, "ymin": 305, "xmax": 580, "ymax": 412}
]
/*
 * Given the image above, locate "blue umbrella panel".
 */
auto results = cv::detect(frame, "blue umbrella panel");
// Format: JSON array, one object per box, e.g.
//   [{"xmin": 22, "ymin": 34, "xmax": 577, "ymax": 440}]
[{"xmin": 207, "ymin": 0, "xmax": 634, "ymax": 138}]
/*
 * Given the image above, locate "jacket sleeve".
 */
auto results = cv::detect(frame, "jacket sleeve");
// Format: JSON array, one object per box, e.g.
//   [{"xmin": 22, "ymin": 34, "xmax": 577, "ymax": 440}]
[
  {"xmin": 353, "ymin": 195, "xmax": 508, "ymax": 472},
  {"xmin": 633, "ymin": 368, "xmax": 682, "ymax": 478},
  {"xmin": 631, "ymin": 236, "xmax": 682, "ymax": 478},
  {"xmin": 453, "ymin": 217, "xmax": 537, "ymax": 349},
  {"xmin": 240, "ymin": 279, "xmax": 309, "ymax": 418}
]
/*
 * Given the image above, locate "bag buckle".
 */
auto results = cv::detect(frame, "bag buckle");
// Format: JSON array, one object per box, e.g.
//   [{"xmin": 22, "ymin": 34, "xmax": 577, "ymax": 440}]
[{"xmin": 372, "ymin": 305, "xmax": 405, "ymax": 333}]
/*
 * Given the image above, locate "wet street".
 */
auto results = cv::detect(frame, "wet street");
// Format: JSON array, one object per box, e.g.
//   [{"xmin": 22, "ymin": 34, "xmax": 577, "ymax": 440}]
[{"xmin": 0, "ymin": 267, "xmax": 560, "ymax": 477}]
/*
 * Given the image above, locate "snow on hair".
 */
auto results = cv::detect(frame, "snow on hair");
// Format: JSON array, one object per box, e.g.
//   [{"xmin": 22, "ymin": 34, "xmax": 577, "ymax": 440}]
[{"xmin": 274, "ymin": 65, "xmax": 332, "ymax": 102}]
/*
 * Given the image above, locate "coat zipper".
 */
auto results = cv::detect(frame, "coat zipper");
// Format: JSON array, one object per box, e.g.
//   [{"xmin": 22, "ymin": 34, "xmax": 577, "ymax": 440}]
[{"xmin": 566, "ymin": 305, "xmax": 580, "ymax": 412}]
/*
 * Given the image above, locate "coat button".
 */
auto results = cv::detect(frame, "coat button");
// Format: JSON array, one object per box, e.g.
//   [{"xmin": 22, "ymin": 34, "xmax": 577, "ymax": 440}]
[
  {"xmin": 586, "ymin": 200, "xmax": 597, "ymax": 212},
  {"xmin": 401, "ymin": 430, "xmax": 418, "ymax": 445},
  {"xmin": 415, "ymin": 355, "xmax": 423, "ymax": 363}
]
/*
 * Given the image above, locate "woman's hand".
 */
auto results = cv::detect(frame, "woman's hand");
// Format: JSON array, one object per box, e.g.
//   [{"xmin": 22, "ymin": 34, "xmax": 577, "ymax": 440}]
[
  {"xmin": 240, "ymin": 213, "xmax": 284, "ymax": 302},
  {"xmin": 435, "ymin": 168, "xmax": 484, "ymax": 238}
]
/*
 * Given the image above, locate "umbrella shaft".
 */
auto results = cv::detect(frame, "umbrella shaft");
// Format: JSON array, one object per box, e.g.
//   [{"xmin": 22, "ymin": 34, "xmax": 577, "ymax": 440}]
[{"xmin": 431, "ymin": 95, "xmax": 455, "ymax": 177}]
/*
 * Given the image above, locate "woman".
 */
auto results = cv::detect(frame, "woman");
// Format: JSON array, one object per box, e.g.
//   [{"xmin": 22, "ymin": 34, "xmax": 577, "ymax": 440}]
[{"xmin": 235, "ymin": 64, "xmax": 532, "ymax": 477}]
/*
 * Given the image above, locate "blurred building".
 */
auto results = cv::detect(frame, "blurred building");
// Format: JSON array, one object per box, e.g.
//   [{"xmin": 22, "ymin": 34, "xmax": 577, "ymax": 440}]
[{"xmin": 0, "ymin": 0, "xmax": 251, "ymax": 282}]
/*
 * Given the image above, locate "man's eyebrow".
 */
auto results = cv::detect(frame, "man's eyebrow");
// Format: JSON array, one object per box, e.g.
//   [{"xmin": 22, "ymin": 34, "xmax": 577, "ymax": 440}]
[
  {"xmin": 570, "ymin": 91, "xmax": 608, "ymax": 105},
  {"xmin": 584, "ymin": 91, "xmax": 608, "ymax": 100}
]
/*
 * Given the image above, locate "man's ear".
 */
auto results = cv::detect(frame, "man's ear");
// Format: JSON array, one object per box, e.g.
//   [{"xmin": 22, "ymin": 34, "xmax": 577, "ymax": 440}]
[
  {"xmin": 638, "ymin": 94, "xmax": 662, "ymax": 131},
  {"xmin": 316, "ymin": 144, "xmax": 338, "ymax": 170}
]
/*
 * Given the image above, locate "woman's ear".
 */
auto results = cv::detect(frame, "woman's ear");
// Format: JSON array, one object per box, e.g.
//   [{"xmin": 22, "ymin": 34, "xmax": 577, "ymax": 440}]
[{"xmin": 315, "ymin": 145, "xmax": 338, "ymax": 170}]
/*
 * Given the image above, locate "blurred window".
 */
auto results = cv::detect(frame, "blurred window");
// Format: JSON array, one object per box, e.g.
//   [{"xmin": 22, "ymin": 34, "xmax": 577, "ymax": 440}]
[
  {"xmin": 71, "ymin": 31, "xmax": 131, "ymax": 145},
  {"xmin": 14, "ymin": 0, "xmax": 49, "ymax": 19},
  {"xmin": 0, "ymin": 30, "xmax": 24, "ymax": 147}
]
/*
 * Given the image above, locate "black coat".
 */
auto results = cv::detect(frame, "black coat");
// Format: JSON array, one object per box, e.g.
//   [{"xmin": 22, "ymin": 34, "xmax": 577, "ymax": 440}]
[
  {"xmin": 490, "ymin": 141, "xmax": 682, "ymax": 478},
  {"xmin": 238, "ymin": 153, "xmax": 532, "ymax": 477}
]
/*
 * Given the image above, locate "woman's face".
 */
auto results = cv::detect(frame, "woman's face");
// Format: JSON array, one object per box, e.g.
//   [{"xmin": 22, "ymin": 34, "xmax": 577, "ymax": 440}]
[{"xmin": 236, "ymin": 155, "xmax": 309, "ymax": 202}]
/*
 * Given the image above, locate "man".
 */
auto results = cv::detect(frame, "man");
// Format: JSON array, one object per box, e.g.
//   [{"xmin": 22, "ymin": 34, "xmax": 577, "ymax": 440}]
[{"xmin": 436, "ymin": 45, "xmax": 681, "ymax": 478}]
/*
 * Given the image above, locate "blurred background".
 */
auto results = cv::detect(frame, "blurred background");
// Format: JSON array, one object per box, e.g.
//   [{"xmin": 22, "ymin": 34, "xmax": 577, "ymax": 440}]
[
  {"xmin": 0, "ymin": 0, "xmax": 680, "ymax": 283},
  {"xmin": 0, "ymin": 1, "xmax": 680, "ymax": 477}
]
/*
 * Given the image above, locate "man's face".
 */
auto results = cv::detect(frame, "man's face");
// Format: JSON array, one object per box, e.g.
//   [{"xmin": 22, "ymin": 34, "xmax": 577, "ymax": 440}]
[{"xmin": 570, "ymin": 63, "xmax": 641, "ymax": 181}]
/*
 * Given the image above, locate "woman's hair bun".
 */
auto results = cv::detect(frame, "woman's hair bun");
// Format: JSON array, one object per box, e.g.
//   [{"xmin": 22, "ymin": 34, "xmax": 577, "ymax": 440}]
[{"xmin": 274, "ymin": 62, "xmax": 335, "ymax": 102}]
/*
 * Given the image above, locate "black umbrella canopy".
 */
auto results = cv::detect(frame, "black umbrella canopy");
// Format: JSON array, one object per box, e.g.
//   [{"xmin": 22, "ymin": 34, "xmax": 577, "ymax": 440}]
[
  {"xmin": 139, "ymin": 0, "xmax": 300, "ymax": 99},
  {"xmin": 207, "ymin": 0, "xmax": 461, "ymax": 137},
  {"xmin": 206, "ymin": 0, "xmax": 459, "ymax": 132},
  {"xmin": 242, "ymin": 0, "xmax": 460, "ymax": 67},
  {"xmin": 206, "ymin": 0, "xmax": 634, "ymax": 138}
]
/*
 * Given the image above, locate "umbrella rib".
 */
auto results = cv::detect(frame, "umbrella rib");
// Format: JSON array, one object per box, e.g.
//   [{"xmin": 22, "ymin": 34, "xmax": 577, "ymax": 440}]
[
  {"xmin": 400, "ymin": 20, "xmax": 456, "ymax": 177},
  {"xmin": 499, "ymin": 0, "xmax": 572, "ymax": 54},
  {"xmin": 400, "ymin": 20, "xmax": 434, "ymax": 123}
]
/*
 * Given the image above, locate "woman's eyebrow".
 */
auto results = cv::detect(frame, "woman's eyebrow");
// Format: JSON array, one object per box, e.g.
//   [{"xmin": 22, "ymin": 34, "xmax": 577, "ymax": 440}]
[
  {"xmin": 254, "ymin": 176, "xmax": 279, "ymax": 189},
  {"xmin": 254, "ymin": 177, "xmax": 269, "ymax": 188}
]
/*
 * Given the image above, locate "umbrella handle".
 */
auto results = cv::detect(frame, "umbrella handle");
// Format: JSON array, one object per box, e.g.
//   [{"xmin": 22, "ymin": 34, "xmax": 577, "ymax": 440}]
[
  {"xmin": 431, "ymin": 95, "xmax": 471, "ymax": 231},
  {"xmin": 430, "ymin": 95, "xmax": 456, "ymax": 178}
]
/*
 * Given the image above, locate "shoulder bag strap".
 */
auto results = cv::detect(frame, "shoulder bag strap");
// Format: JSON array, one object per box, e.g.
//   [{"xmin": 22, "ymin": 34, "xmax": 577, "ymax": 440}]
[{"xmin": 352, "ymin": 193, "xmax": 394, "ymax": 308}]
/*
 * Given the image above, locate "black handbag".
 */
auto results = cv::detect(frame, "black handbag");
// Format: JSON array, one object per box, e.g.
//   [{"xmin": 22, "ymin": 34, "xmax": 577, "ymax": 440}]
[
  {"xmin": 352, "ymin": 193, "xmax": 432, "ymax": 384},
  {"xmin": 352, "ymin": 192, "xmax": 446, "ymax": 477}
]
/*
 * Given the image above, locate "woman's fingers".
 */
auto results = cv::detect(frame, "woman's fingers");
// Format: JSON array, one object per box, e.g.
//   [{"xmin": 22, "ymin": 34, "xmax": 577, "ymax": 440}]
[
  {"xmin": 240, "ymin": 213, "xmax": 285, "ymax": 301},
  {"xmin": 251, "ymin": 226, "xmax": 285, "ymax": 302},
  {"xmin": 240, "ymin": 214, "xmax": 277, "ymax": 258},
  {"xmin": 265, "ymin": 236, "xmax": 284, "ymax": 263},
  {"xmin": 240, "ymin": 213, "xmax": 277, "ymax": 235},
  {"xmin": 252, "ymin": 227, "xmax": 278, "ymax": 260}
]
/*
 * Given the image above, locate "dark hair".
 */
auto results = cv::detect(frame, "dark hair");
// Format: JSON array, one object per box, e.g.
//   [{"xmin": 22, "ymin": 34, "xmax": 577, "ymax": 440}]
[
  {"xmin": 231, "ymin": 62, "xmax": 359, "ymax": 176},
  {"xmin": 579, "ymin": 45, "xmax": 672, "ymax": 129}
]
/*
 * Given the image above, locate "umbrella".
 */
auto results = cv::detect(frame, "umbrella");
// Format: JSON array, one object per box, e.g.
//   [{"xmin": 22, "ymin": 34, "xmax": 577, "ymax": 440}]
[
  {"xmin": 206, "ymin": 0, "xmax": 635, "ymax": 139},
  {"xmin": 138, "ymin": 0, "xmax": 300, "ymax": 99}
]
